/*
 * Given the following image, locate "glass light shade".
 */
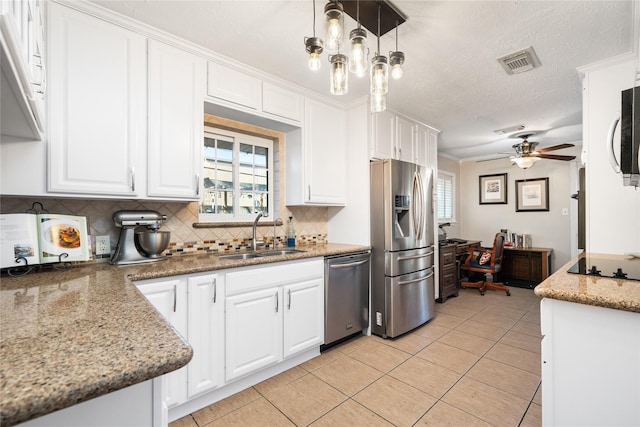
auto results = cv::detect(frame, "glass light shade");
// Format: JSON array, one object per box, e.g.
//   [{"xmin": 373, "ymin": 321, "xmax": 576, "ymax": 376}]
[
  {"xmin": 304, "ymin": 36, "xmax": 324, "ymax": 71},
  {"xmin": 370, "ymin": 92, "xmax": 386, "ymax": 113},
  {"xmin": 329, "ymin": 54, "xmax": 348, "ymax": 95},
  {"xmin": 324, "ymin": 2, "xmax": 344, "ymax": 53},
  {"xmin": 370, "ymin": 55, "xmax": 388, "ymax": 95},
  {"xmin": 389, "ymin": 51, "xmax": 405, "ymax": 79},
  {"xmin": 511, "ymin": 156, "xmax": 539, "ymax": 169},
  {"xmin": 348, "ymin": 28, "xmax": 368, "ymax": 77}
]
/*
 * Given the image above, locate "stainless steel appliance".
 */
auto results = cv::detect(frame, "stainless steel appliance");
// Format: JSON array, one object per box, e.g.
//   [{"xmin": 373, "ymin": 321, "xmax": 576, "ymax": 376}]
[
  {"xmin": 567, "ymin": 255, "xmax": 640, "ymax": 281},
  {"xmin": 324, "ymin": 251, "xmax": 371, "ymax": 347},
  {"xmin": 608, "ymin": 85, "xmax": 640, "ymax": 186},
  {"xmin": 110, "ymin": 210, "xmax": 169, "ymax": 265},
  {"xmin": 370, "ymin": 159, "xmax": 435, "ymax": 338}
]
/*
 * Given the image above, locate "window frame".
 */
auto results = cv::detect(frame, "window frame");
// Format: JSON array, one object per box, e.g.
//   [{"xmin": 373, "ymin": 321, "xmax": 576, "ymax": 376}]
[
  {"xmin": 436, "ymin": 170, "xmax": 456, "ymax": 224},
  {"xmin": 199, "ymin": 126, "xmax": 274, "ymax": 223}
]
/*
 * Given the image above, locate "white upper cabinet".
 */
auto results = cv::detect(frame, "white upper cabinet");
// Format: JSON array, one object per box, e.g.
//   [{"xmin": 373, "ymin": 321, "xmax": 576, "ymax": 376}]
[
  {"xmin": 262, "ymin": 82, "xmax": 303, "ymax": 122},
  {"xmin": 396, "ymin": 115, "xmax": 415, "ymax": 163},
  {"xmin": 415, "ymin": 124, "xmax": 438, "ymax": 168},
  {"xmin": 47, "ymin": 2, "xmax": 145, "ymax": 196},
  {"xmin": 370, "ymin": 109, "xmax": 396, "ymax": 160},
  {"xmin": 286, "ymin": 98, "xmax": 346, "ymax": 206},
  {"xmin": 207, "ymin": 61, "xmax": 261, "ymax": 110},
  {"xmin": 147, "ymin": 40, "xmax": 205, "ymax": 199}
]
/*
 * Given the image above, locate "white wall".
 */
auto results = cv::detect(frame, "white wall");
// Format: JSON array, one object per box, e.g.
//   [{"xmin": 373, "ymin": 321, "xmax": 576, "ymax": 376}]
[{"xmin": 457, "ymin": 156, "xmax": 580, "ymax": 273}]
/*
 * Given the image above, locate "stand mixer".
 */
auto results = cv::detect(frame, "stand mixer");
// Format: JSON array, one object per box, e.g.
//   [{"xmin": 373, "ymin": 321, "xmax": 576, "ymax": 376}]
[{"xmin": 110, "ymin": 210, "xmax": 169, "ymax": 265}]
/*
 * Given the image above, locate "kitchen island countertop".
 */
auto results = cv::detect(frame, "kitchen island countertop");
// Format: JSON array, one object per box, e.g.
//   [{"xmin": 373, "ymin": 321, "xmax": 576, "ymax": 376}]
[
  {"xmin": 534, "ymin": 253, "xmax": 640, "ymax": 313},
  {"xmin": 0, "ymin": 243, "xmax": 367, "ymax": 426}
]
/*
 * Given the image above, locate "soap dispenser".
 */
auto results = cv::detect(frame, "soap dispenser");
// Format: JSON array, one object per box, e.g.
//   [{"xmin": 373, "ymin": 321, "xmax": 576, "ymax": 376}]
[{"xmin": 286, "ymin": 215, "xmax": 296, "ymax": 247}]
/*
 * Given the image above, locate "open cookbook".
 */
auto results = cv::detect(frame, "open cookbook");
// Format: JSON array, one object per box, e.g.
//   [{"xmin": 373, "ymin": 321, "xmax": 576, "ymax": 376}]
[{"xmin": 0, "ymin": 213, "xmax": 90, "ymax": 269}]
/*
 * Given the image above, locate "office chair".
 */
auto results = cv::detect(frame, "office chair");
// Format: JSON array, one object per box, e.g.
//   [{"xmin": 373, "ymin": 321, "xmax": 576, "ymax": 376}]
[{"xmin": 460, "ymin": 233, "xmax": 510, "ymax": 296}]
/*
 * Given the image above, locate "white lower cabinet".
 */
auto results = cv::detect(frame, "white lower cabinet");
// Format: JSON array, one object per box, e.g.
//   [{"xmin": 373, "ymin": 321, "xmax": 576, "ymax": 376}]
[
  {"xmin": 225, "ymin": 259, "xmax": 324, "ymax": 382},
  {"xmin": 135, "ymin": 273, "xmax": 223, "ymax": 409},
  {"xmin": 135, "ymin": 259, "xmax": 323, "ymax": 424}
]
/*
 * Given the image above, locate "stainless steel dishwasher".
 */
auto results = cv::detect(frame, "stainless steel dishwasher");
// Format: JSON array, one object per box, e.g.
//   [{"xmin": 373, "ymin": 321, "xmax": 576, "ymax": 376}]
[{"xmin": 324, "ymin": 251, "xmax": 371, "ymax": 347}]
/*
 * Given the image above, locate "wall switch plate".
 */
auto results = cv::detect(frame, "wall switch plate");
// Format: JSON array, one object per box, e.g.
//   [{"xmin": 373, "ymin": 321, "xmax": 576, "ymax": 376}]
[
  {"xmin": 562, "ymin": 208, "xmax": 569, "ymax": 216},
  {"xmin": 96, "ymin": 236, "xmax": 110, "ymax": 255}
]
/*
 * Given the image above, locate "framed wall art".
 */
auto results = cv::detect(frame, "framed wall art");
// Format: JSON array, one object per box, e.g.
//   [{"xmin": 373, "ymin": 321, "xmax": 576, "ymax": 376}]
[
  {"xmin": 515, "ymin": 177, "xmax": 549, "ymax": 212},
  {"xmin": 479, "ymin": 173, "xmax": 508, "ymax": 204}
]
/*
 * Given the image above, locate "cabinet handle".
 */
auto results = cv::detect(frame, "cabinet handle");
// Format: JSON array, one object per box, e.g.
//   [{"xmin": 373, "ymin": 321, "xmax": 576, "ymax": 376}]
[
  {"xmin": 195, "ymin": 174, "xmax": 200, "ymax": 196},
  {"xmin": 287, "ymin": 289, "xmax": 291, "ymax": 310},
  {"xmin": 211, "ymin": 278, "xmax": 217, "ymax": 303},
  {"xmin": 275, "ymin": 291, "xmax": 279, "ymax": 313},
  {"xmin": 173, "ymin": 285, "xmax": 177, "ymax": 312},
  {"xmin": 307, "ymin": 185, "xmax": 311, "ymax": 201},
  {"xmin": 130, "ymin": 168, "xmax": 135, "ymax": 192}
]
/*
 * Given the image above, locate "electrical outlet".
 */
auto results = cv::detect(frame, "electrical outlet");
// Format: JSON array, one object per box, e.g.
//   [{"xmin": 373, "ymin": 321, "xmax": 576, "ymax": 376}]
[
  {"xmin": 96, "ymin": 236, "xmax": 110, "ymax": 255},
  {"xmin": 376, "ymin": 312, "xmax": 382, "ymax": 326}
]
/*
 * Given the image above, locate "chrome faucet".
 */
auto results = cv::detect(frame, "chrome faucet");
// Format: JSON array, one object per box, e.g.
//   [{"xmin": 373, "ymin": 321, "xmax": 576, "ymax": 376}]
[{"xmin": 252, "ymin": 212, "xmax": 267, "ymax": 251}]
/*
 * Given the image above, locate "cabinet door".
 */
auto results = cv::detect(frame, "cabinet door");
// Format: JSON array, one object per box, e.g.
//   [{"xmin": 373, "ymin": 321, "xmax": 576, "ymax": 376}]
[
  {"xmin": 262, "ymin": 82, "xmax": 303, "ymax": 122},
  {"xmin": 415, "ymin": 125, "xmax": 429, "ymax": 166},
  {"xmin": 396, "ymin": 116, "xmax": 415, "ymax": 163},
  {"xmin": 207, "ymin": 61, "xmax": 260, "ymax": 110},
  {"xmin": 48, "ymin": 3, "xmax": 145, "ymax": 196},
  {"xmin": 187, "ymin": 273, "xmax": 223, "ymax": 398},
  {"xmin": 303, "ymin": 99, "xmax": 346, "ymax": 204},
  {"xmin": 370, "ymin": 109, "xmax": 395, "ymax": 159},
  {"xmin": 225, "ymin": 287, "xmax": 282, "ymax": 381},
  {"xmin": 135, "ymin": 278, "xmax": 188, "ymax": 409},
  {"xmin": 283, "ymin": 278, "xmax": 324, "ymax": 358},
  {"xmin": 148, "ymin": 40, "xmax": 205, "ymax": 199}
]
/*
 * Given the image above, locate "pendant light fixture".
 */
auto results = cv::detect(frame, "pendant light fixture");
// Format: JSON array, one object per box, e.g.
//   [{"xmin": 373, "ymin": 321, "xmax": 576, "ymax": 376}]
[
  {"xmin": 304, "ymin": 0, "xmax": 324, "ymax": 71},
  {"xmin": 348, "ymin": 0, "xmax": 368, "ymax": 78},
  {"xmin": 370, "ymin": 3, "xmax": 388, "ymax": 112},
  {"xmin": 324, "ymin": 1, "xmax": 344, "ymax": 53},
  {"xmin": 389, "ymin": 22, "xmax": 404, "ymax": 79},
  {"xmin": 329, "ymin": 53, "xmax": 348, "ymax": 95}
]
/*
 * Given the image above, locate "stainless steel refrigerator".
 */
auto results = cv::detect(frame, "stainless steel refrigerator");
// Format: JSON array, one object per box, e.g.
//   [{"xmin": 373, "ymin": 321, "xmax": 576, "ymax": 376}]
[{"xmin": 370, "ymin": 159, "xmax": 435, "ymax": 338}]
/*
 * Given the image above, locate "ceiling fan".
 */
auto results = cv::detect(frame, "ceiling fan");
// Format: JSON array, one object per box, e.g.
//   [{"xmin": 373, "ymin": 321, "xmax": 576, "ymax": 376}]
[{"xmin": 509, "ymin": 134, "xmax": 576, "ymax": 169}]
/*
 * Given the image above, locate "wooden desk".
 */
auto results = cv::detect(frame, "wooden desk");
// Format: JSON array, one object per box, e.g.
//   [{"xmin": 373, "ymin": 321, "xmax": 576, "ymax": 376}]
[
  {"xmin": 502, "ymin": 246, "xmax": 553, "ymax": 288},
  {"xmin": 437, "ymin": 240, "xmax": 481, "ymax": 301}
]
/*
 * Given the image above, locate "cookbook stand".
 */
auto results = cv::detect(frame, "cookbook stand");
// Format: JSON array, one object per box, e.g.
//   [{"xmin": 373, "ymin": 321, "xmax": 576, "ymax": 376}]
[{"xmin": 2, "ymin": 202, "xmax": 74, "ymax": 277}]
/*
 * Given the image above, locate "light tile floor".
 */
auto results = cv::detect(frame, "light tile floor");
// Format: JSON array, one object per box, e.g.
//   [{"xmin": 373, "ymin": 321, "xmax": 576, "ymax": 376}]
[{"xmin": 171, "ymin": 286, "xmax": 542, "ymax": 427}]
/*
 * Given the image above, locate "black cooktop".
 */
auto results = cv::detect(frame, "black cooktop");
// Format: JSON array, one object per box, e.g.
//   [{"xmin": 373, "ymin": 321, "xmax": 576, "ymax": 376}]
[{"xmin": 567, "ymin": 256, "xmax": 640, "ymax": 281}]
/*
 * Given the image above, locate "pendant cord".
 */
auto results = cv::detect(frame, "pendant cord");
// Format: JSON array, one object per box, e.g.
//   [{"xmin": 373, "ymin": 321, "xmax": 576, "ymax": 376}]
[
  {"xmin": 395, "ymin": 21, "xmax": 398, "ymax": 51},
  {"xmin": 312, "ymin": 0, "xmax": 316, "ymax": 37},
  {"xmin": 377, "ymin": 3, "xmax": 381, "ymax": 54},
  {"xmin": 356, "ymin": 0, "xmax": 361, "ymax": 30}
]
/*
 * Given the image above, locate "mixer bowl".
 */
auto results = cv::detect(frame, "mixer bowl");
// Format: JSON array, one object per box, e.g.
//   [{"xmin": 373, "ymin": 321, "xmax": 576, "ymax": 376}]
[{"xmin": 135, "ymin": 231, "xmax": 170, "ymax": 258}]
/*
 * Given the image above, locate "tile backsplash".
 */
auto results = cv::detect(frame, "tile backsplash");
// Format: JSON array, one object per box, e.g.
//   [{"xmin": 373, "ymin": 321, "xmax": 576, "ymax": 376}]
[{"xmin": 0, "ymin": 197, "xmax": 328, "ymax": 258}]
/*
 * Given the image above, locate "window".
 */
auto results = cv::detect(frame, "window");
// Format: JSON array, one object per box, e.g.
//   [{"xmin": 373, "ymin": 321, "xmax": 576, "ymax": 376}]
[
  {"xmin": 437, "ymin": 171, "xmax": 455, "ymax": 223},
  {"xmin": 199, "ymin": 127, "xmax": 273, "ymax": 222}
]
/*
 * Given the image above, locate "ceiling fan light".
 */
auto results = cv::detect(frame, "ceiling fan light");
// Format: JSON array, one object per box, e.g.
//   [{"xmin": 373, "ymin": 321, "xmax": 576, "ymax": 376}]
[
  {"xmin": 512, "ymin": 156, "xmax": 539, "ymax": 169},
  {"xmin": 305, "ymin": 37, "xmax": 324, "ymax": 71},
  {"xmin": 324, "ymin": 1, "xmax": 344, "ymax": 53}
]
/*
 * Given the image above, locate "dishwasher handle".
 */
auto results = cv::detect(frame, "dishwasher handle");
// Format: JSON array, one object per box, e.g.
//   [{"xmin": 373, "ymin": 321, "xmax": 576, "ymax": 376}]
[{"xmin": 328, "ymin": 259, "xmax": 369, "ymax": 269}]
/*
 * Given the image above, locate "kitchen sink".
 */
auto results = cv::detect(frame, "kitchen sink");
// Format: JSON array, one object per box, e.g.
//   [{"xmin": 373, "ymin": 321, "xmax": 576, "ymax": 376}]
[
  {"xmin": 258, "ymin": 249, "xmax": 306, "ymax": 257},
  {"xmin": 219, "ymin": 253, "xmax": 261, "ymax": 260}
]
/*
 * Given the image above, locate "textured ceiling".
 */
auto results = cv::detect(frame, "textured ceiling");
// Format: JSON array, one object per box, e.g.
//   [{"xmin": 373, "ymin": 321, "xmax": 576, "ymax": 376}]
[{"xmin": 89, "ymin": 0, "xmax": 637, "ymax": 161}]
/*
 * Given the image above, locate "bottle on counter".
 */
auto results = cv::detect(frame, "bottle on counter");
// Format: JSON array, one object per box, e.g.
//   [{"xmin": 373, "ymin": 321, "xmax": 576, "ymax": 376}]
[{"xmin": 286, "ymin": 215, "xmax": 296, "ymax": 247}]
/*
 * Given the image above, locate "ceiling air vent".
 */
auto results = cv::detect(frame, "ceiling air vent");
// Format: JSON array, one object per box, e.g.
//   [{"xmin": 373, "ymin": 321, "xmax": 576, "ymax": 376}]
[{"xmin": 497, "ymin": 46, "xmax": 541, "ymax": 75}]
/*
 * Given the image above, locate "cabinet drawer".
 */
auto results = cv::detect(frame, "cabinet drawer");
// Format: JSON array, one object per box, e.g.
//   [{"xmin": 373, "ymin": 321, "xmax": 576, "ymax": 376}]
[
  {"xmin": 441, "ymin": 250, "xmax": 455, "ymax": 265},
  {"xmin": 226, "ymin": 258, "xmax": 323, "ymax": 295}
]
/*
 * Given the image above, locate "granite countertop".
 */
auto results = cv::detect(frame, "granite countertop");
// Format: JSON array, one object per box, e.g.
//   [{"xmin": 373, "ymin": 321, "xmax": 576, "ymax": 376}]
[
  {"xmin": 0, "ymin": 243, "xmax": 368, "ymax": 426},
  {"xmin": 534, "ymin": 253, "xmax": 640, "ymax": 313}
]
